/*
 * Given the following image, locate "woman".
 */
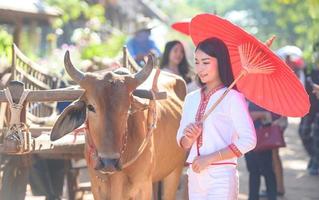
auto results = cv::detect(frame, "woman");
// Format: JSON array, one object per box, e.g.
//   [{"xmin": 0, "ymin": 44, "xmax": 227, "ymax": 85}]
[
  {"xmin": 245, "ymin": 103, "xmax": 278, "ymax": 200},
  {"xmin": 160, "ymin": 40, "xmax": 197, "ymax": 92},
  {"xmin": 158, "ymin": 40, "xmax": 194, "ymax": 199},
  {"xmin": 176, "ymin": 37, "xmax": 256, "ymax": 199}
]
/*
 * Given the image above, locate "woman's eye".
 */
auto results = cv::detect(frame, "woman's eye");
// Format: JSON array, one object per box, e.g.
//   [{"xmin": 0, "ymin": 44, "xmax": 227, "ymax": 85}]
[
  {"xmin": 203, "ymin": 62, "xmax": 210, "ymax": 65},
  {"xmin": 87, "ymin": 104, "xmax": 96, "ymax": 112}
]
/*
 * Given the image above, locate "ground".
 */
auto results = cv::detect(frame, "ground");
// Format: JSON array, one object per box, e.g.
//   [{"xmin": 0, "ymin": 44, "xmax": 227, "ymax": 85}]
[{"xmin": 26, "ymin": 118, "xmax": 319, "ymax": 200}]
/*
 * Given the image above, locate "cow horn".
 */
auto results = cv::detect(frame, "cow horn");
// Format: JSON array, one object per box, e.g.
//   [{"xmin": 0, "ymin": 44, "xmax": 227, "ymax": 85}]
[
  {"xmin": 132, "ymin": 54, "xmax": 154, "ymax": 86},
  {"xmin": 64, "ymin": 51, "xmax": 85, "ymax": 84}
]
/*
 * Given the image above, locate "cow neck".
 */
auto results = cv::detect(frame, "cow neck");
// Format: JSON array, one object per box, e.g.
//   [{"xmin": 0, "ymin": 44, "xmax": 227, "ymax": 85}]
[{"xmin": 195, "ymin": 84, "xmax": 224, "ymax": 156}]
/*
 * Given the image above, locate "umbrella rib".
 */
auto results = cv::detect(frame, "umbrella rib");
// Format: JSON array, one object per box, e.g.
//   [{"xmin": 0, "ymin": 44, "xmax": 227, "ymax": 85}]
[
  {"xmin": 265, "ymin": 75, "xmax": 274, "ymax": 111},
  {"xmin": 239, "ymin": 43, "xmax": 275, "ymax": 74},
  {"xmin": 269, "ymin": 75, "xmax": 282, "ymax": 114}
]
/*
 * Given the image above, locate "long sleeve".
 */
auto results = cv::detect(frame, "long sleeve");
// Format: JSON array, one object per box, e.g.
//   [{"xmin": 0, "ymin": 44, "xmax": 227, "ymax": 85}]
[
  {"xmin": 176, "ymin": 95, "xmax": 190, "ymax": 147},
  {"xmin": 228, "ymin": 91, "xmax": 256, "ymax": 156}
]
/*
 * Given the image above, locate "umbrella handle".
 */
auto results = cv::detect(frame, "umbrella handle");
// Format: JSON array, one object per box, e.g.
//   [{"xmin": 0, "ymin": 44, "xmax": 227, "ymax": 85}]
[
  {"xmin": 200, "ymin": 70, "xmax": 247, "ymax": 123},
  {"xmin": 264, "ymin": 35, "xmax": 276, "ymax": 47}
]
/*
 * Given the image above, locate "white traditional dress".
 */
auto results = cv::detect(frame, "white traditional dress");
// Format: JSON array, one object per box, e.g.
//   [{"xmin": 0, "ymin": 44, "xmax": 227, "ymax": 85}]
[{"xmin": 176, "ymin": 86, "xmax": 256, "ymax": 200}]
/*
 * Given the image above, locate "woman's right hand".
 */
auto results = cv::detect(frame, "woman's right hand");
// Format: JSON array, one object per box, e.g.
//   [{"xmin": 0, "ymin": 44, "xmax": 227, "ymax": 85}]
[
  {"xmin": 261, "ymin": 112, "xmax": 272, "ymax": 124},
  {"xmin": 180, "ymin": 123, "xmax": 202, "ymax": 149},
  {"xmin": 184, "ymin": 123, "xmax": 202, "ymax": 141}
]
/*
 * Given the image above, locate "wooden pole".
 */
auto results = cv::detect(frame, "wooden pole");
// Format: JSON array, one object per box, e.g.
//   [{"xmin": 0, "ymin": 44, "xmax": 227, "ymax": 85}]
[
  {"xmin": 11, "ymin": 44, "xmax": 17, "ymax": 80},
  {"xmin": 200, "ymin": 70, "xmax": 247, "ymax": 122},
  {"xmin": 0, "ymin": 88, "xmax": 84, "ymax": 102},
  {"xmin": 0, "ymin": 81, "xmax": 30, "ymax": 200}
]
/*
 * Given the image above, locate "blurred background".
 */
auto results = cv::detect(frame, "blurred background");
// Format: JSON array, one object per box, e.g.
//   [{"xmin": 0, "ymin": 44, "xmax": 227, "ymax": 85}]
[
  {"xmin": 0, "ymin": 0, "xmax": 318, "ymax": 74},
  {"xmin": 0, "ymin": 1, "xmax": 319, "ymax": 200}
]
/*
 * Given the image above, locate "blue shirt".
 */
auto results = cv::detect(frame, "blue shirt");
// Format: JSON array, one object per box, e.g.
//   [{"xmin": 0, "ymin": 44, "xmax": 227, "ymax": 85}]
[{"xmin": 126, "ymin": 37, "xmax": 161, "ymax": 60}]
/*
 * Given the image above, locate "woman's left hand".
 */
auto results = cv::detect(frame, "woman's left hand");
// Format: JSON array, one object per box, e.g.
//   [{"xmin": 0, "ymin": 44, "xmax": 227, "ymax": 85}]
[{"xmin": 192, "ymin": 155, "xmax": 210, "ymax": 173}]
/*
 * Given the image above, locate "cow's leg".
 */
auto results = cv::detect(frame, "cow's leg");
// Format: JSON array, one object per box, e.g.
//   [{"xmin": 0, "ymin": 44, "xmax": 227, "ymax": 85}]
[
  {"xmin": 162, "ymin": 165, "xmax": 184, "ymax": 200},
  {"xmin": 136, "ymin": 181, "xmax": 153, "ymax": 200}
]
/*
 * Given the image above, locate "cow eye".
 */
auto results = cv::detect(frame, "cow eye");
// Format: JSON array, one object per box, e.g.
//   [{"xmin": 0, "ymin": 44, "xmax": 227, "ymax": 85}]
[{"xmin": 87, "ymin": 104, "xmax": 96, "ymax": 112}]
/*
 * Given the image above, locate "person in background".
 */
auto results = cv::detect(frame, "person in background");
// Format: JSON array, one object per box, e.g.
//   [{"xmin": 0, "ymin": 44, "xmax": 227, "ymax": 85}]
[
  {"xmin": 299, "ymin": 41, "xmax": 319, "ymax": 175},
  {"xmin": 245, "ymin": 103, "xmax": 278, "ymax": 200},
  {"xmin": 160, "ymin": 40, "xmax": 197, "ymax": 92},
  {"xmin": 285, "ymin": 54, "xmax": 306, "ymax": 86},
  {"xmin": 126, "ymin": 17, "xmax": 161, "ymax": 66}
]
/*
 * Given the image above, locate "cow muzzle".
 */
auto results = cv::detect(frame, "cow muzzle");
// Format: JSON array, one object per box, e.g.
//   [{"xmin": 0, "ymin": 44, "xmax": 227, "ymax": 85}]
[{"xmin": 94, "ymin": 157, "xmax": 123, "ymax": 174}]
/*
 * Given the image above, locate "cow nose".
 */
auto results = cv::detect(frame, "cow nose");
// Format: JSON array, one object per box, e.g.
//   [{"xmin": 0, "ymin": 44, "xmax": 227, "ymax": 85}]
[{"xmin": 96, "ymin": 158, "xmax": 122, "ymax": 172}]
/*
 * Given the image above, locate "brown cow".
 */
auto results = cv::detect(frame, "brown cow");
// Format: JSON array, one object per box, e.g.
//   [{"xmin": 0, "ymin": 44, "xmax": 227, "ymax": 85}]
[{"xmin": 51, "ymin": 52, "xmax": 187, "ymax": 200}]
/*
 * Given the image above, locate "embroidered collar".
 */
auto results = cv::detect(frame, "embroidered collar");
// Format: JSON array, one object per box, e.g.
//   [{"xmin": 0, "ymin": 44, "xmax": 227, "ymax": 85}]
[
  {"xmin": 196, "ymin": 84, "xmax": 224, "ymax": 153},
  {"xmin": 200, "ymin": 84, "xmax": 224, "ymax": 100}
]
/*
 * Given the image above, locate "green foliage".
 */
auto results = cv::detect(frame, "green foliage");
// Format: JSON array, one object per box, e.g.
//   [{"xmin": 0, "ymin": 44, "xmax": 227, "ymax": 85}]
[
  {"xmin": 45, "ymin": 0, "xmax": 106, "ymax": 28},
  {"xmin": 260, "ymin": 0, "xmax": 319, "ymax": 61},
  {"xmin": 0, "ymin": 29, "xmax": 13, "ymax": 65},
  {"xmin": 155, "ymin": 0, "xmax": 319, "ymax": 63},
  {"xmin": 81, "ymin": 33, "xmax": 126, "ymax": 60}
]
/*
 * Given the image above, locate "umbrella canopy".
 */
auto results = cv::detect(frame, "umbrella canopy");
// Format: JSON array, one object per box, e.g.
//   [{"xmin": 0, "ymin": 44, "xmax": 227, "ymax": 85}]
[
  {"xmin": 171, "ymin": 21, "xmax": 190, "ymax": 35},
  {"xmin": 189, "ymin": 13, "xmax": 309, "ymax": 117}
]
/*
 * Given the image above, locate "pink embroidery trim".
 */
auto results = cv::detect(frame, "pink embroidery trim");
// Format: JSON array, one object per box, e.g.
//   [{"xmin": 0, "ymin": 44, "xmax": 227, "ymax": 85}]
[
  {"xmin": 228, "ymin": 143, "xmax": 243, "ymax": 157},
  {"xmin": 195, "ymin": 85, "xmax": 224, "ymax": 156}
]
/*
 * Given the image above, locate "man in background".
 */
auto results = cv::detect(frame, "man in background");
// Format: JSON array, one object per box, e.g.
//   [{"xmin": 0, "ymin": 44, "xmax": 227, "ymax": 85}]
[{"xmin": 126, "ymin": 17, "xmax": 161, "ymax": 66}]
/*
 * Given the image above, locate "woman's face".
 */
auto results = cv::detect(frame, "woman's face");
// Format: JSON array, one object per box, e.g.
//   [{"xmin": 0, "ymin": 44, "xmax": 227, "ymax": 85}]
[
  {"xmin": 169, "ymin": 43, "xmax": 184, "ymax": 66},
  {"xmin": 195, "ymin": 49, "xmax": 220, "ymax": 84}
]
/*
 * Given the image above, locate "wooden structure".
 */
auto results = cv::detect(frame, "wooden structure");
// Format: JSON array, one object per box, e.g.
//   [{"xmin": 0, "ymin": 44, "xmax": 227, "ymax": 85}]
[
  {"xmin": 0, "ymin": 0, "xmax": 61, "ymax": 47},
  {"xmin": 99, "ymin": 0, "xmax": 168, "ymax": 34},
  {"xmin": 0, "ymin": 44, "xmax": 85, "ymax": 200}
]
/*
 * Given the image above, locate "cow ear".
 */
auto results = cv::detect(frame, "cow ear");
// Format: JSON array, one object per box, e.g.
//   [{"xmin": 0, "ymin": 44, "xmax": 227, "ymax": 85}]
[{"xmin": 50, "ymin": 100, "xmax": 86, "ymax": 141}]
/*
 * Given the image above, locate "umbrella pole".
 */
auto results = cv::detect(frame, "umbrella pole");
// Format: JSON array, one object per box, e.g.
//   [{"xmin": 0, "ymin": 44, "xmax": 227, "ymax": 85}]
[{"xmin": 200, "ymin": 70, "xmax": 247, "ymax": 123}]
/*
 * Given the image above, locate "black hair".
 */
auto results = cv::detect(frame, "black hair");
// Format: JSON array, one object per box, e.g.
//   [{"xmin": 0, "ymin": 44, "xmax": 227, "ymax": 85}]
[
  {"xmin": 195, "ymin": 37, "xmax": 236, "ymax": 89},
  {"xmin": 160, "ymin": 40, "xmax": 192, "ymax": 83}
]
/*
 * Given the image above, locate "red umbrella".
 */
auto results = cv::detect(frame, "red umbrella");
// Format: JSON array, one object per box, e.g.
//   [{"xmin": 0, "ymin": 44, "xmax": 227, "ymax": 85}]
[
  {"xmin": 171, "ymin": 21, "xmax": 190, "ymax": 35},
  {"xmin": 189, "ymin": 14, "xmax": 309, "ymax": 118}
]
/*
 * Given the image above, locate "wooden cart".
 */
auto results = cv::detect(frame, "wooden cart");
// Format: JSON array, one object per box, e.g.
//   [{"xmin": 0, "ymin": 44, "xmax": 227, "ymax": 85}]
[{"xmin": 0, "ymin": 44, "xmax": 86, "ymax": 200}]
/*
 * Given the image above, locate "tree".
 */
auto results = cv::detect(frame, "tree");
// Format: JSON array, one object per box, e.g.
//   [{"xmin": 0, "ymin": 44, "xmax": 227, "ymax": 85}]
[{"xmin": 154, "ymin": 0, "xmax": 319, "ymax": 61}]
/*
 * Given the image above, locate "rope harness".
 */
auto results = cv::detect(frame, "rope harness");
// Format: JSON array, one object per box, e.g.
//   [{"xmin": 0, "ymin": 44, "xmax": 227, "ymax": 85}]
[
  {"xmin": 74, "ymin": 70, "xmax": 161, "ymax": 181},
  {"xmin": 72, "ymin": 93, "xmax": 157, "ymax": 182},
  {"xmin": 3, "ymin": 89, "xmax": 31, "ymax": 153}
]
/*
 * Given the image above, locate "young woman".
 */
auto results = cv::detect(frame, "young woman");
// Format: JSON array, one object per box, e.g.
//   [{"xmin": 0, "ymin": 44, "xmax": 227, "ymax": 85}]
[
  {"xmin": 176, "ymin": 37, "xmax": 256, "ymax": 199},
  {"xmin": 160, "ymin": 40, "xmax": 197, "ymax": 92}
]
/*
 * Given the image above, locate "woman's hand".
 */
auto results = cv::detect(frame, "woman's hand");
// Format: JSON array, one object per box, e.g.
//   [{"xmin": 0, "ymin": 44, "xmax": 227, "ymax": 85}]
[
  {"xmin": 184, "ymin": 123, "xmax": 202, "ymax": 142},
  {"xmin": 180, "ymin": 123, "xmax": 202, "ymax": 149},
  {"xmin": 262, "ymin": 112, "xmax": 272, "ymax": 124},
  {"xmin": 192, "ymin": 155, "xmax": 210, "ymax": 173}
]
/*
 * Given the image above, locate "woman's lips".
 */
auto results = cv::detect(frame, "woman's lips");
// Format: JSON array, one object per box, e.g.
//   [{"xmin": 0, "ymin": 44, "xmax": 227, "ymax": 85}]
[{"xmin": 199, "ymin": 73, "xmax": 208, "ymax": 79}]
